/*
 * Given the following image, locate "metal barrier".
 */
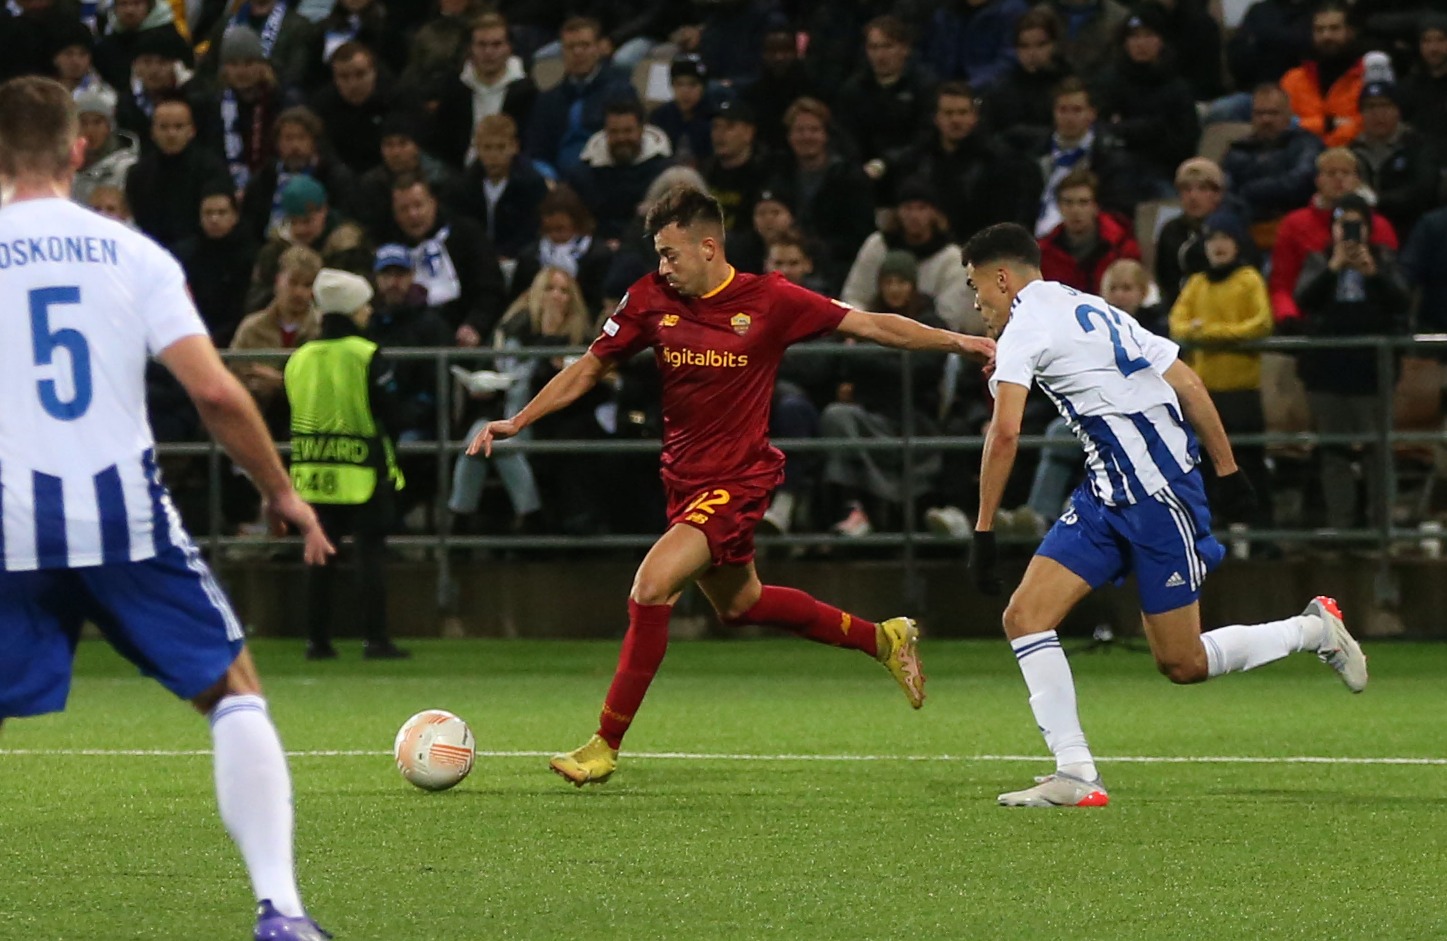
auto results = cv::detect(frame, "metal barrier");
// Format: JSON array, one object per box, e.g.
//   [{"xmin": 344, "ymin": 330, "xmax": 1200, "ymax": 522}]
[{"xmin": 190, "ymin": 335, "xmax": 1447, "ymax": 610}]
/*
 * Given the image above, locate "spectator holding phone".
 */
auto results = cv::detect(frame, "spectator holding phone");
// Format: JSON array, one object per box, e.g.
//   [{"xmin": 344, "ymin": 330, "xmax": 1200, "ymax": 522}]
[{"xmin": 1293, "ymin": 194, "xmax": 1410, "ymax": 530}]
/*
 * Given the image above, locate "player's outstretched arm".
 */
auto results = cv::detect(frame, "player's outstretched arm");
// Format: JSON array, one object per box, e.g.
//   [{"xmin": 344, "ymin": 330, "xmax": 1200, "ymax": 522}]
[
  {"xmin": 1164, "ymin": 359, "xmax": 1259, "ymax": 520},
  {"xmin": 978, "ymin": 382, "xmax": 1028, "ymax": 533},
  {"xmin": 467, "ymin": 350, "xmax": 610, "ymax": 457},
  {"xmin": 972, "ymin": 381, "xmax": 1029, "ymax": 595},
  {"xmin": 835, "ymin": 309, "xmax": 996, "ymax": 360},
  {"xmin": 1163, "ymin": 360, "xmax": 1239, "ymax": 477},
  {"xmin": 158, "ymin": 335, "xmax": 336, "ymax": 565}
]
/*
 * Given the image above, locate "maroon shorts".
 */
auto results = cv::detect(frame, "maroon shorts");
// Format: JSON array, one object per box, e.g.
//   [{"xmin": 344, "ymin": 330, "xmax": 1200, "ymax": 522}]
[{"xmin": 665, "ymin": 476, "xmax": 778, "ymax": 567}]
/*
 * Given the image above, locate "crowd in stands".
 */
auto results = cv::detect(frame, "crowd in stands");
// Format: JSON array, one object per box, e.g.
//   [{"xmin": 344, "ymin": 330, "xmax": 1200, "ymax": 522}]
[{"xmin": 14, "ymin": 0, "xmax": 1447, "ymax": 544}]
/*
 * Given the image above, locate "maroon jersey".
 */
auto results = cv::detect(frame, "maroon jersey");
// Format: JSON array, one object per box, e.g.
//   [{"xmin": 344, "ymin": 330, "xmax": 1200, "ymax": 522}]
[{"xmin": 589, "ymin": 269, "xmax": 850, "ymax": 489}]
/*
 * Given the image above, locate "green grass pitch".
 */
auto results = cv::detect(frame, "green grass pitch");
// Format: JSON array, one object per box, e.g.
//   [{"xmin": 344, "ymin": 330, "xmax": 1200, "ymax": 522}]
[{"xmin": 2, "ymin": 637, "xmax": 1445, "ymax": 941}]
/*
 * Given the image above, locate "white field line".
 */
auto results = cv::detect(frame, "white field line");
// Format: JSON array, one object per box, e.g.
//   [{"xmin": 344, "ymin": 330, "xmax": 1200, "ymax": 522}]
[{"xmin": 0, "ymin": 749, "xmax": 1444, "ymax": 766}]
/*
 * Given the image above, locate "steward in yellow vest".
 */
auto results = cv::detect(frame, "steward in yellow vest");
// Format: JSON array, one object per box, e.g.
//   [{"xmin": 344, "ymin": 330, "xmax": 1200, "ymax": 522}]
[{"xmin": 284, "ymin": 268, "xmax": 410, "ymax": 660}]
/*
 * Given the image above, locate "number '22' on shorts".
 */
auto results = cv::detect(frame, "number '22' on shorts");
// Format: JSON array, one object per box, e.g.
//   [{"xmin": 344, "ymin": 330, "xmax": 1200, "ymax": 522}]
[{"xmin": 665, "ymin": 473, "xmax": 780, "ymax": 567}]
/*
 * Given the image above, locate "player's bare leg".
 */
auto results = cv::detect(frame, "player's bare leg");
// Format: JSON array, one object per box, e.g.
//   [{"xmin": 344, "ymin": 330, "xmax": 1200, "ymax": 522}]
[
  {"xmin": 550, "ymin": 525, "xmax": 713, "ymax": 786},
  {"xmin": 1155, "ymin": 598, "xmax": 1367, "ymax": 691},
  {"xmin": 194, "ymin": 649, "xmax": 328, "ymax": 939},
  {"xmin": 697, "ymin": 561, "xmax": 925, "ymax": 707},
  {"xmin": 997, "ymin": 556, "xmax": 1108, "ymax": 807}
]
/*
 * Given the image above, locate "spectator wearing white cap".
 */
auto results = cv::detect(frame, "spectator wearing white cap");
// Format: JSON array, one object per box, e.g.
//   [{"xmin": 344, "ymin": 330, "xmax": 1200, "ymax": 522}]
[
  {"xmin": 284, "ymin": 268, "xmax": 411, "ymax": 661},
  {"xmin": 73, "ymin": 85, "xmax": 139, "ymax": 207}
]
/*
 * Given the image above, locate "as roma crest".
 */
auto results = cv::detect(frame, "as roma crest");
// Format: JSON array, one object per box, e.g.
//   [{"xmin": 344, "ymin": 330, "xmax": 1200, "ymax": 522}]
[{"xmin": 730, "ymin": 312, "xmax": 752, "ymax": 336}]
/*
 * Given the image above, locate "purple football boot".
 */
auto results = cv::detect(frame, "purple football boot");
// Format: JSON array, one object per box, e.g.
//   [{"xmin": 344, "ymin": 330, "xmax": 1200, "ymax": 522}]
[{"xmin": 254, "ymin": 900, "xmax": 332, "ymax": 940}]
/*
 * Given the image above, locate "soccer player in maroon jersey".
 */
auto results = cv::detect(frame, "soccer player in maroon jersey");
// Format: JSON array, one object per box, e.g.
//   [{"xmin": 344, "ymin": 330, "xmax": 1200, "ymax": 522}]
[{"xmin": 468, "ymin": 186, "xmax": 994, "ymax": 785}]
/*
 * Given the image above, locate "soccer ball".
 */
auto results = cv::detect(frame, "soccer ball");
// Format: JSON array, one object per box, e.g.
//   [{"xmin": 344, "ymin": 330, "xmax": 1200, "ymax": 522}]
[{"xmin": 393, "ymin": 709, "xmax": 475, "ymax": 791}]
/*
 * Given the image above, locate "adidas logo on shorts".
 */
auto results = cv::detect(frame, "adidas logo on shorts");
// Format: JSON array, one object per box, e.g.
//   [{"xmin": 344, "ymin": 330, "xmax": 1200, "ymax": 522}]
[{"xmin": 1165, "ymin": 572, "xmax": 1186, "ymax": 588}]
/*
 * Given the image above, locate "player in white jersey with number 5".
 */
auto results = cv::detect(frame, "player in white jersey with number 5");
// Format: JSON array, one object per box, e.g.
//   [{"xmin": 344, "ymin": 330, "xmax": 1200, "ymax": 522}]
[
  {"xmin": 0, "ymin": 78, "xmax": 337, "ymax": 938},
  {"xmin": 961, "ymin": 223, "xmax": 1368, "ymax": 808}
]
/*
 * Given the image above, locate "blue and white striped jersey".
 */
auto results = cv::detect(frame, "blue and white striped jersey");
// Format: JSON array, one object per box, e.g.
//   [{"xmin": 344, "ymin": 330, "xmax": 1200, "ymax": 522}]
[
  {"xmin": 0, "ymin": 198, "xmax": 206, "ymax": 571},
  {"xmin": 989, "ymin": 280, "xmax": 1198, "ymax": 506}
]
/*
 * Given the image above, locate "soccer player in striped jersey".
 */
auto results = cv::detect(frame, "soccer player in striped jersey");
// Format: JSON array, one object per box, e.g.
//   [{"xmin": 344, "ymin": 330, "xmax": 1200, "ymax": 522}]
[
  {"xmin": 963, "ymin": 223, "xmax": 1368, "ymax": 808},
  {"xmin": 0, "ymin": 77, "xmax": 336, "ymax": 939}
]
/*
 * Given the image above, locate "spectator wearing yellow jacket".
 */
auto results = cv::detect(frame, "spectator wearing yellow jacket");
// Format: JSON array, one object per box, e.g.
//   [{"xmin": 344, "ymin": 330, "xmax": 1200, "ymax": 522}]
[{"xmin": 1170, "ymin": 210, "xmax": 1274, "ymax": 526}]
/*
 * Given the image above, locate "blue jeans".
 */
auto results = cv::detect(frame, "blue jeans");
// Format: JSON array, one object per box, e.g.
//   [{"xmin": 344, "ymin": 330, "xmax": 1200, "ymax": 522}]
[
  {"xmin": 449, "ymin": 420, "xmax": 542, "ymax": 517},
  {"xmin": 1027, "ymin": 417, "xmax": 1083, "ymax": 521}
]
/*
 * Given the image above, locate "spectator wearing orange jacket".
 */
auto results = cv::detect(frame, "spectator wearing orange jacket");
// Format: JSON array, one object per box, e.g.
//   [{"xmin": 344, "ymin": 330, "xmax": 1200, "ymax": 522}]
[
  {"xmin": 1037, "ymin": 167, "xmax": 1141, "ymax": 294},
  {"xmin": 1280, "ymin": 1, "xmax": 1363, "ymax": 147}
]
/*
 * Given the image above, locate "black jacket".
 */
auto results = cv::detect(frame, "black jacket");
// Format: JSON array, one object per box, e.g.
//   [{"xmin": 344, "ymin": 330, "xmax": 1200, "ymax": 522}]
[
  {"xmin": 1092, "ymin": 57, "xmax": 1200, "ymax": 182},
  {"xmin": 308, "ymin": 77, "xmax": 426, "ymax": 176},
  {"xmin": 835, "ymin": 61, "xmax": 939, "ymax": 165},
  {"xmin": 766, "ymin": 152, "xmax": 877, "ymax": 278},
  {"xmin": 984, "ymin": 59, "xmax": 1072, "ymax": 152},
  {"xmin": 1221, "ymin": 127, "xmax": 1325, "ymax": 222},
  {"xmin": 432, "ymin": 73, "xmax": 538, "ymax": 168},
  {"xmin": 383, "ymin": 211, "xmax": 508, "ymax": 338},
  {"xmin": 1225, "ymin": 0, "xmax": 1314, "ymax": 90},
  {"xmin": 125, "ymin": 143, "xmax": 232, "ymax": 252},
  {"xmin": 241, "ymin": 156, "xmax": 359, "ymax": 240},
  {"xmin": 453, "ymin": 157, "xmax": 550, "ymax": 258},
  {"xmin": 366, "ymin": 286, "xmax": 453, "ymax": 436},
  {"xmin": 1350, "ymin": 128, "xmax": 1439, "ymax": 243},
  {"xmin": 174, "ymin": 226, "xmax": 261, "ymax": 346},
  {"xmin": 1294, "ymin": 245, "xmax": 1410, "ymax": 394},
  {"xmin": 1400, "ymin": 68, "xmax": 1447, "ymax": 155}
]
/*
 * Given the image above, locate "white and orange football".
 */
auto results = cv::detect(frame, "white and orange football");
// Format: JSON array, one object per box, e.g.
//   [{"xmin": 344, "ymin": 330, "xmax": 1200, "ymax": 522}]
[{"xmin": 393, "ymin": 709, "xmax": 475, "ymax": 791}]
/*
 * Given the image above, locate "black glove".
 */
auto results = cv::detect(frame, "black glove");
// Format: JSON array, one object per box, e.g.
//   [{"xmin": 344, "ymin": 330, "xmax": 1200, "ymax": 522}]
[
  {"xmin": 1215, "ymin": 470, "xmax": 1258, "ymax": 523},
  {"xmin": 969, "ymin": 529, "xmax": 1004, "ymax": 596}
]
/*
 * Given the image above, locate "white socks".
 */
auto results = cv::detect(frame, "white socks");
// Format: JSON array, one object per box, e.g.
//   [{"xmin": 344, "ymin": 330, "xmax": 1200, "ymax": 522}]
[
  {"xmin": 209, "ymin": 694, "xmax": 304, "ymax": 919},
  {"xmin": 1011, "ymin": 630, "xmax": 1098, "ymax": 781},
  {"xmin": 1202, "ymin": 615, "xmax": 1326, "ymax": 677}
]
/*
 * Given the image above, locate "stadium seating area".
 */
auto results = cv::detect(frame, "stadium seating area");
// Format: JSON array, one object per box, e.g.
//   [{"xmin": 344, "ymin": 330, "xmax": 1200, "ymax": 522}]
[{"xmin": 21, "ymin": 0, "xmax": 1447, "ymax": 545}]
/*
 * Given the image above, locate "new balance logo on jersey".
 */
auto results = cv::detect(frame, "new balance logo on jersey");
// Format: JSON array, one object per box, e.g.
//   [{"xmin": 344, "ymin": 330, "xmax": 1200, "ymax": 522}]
[{"xmin": 1165, "ymin": 572, "xmax": 1186, "ymax": 588}]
